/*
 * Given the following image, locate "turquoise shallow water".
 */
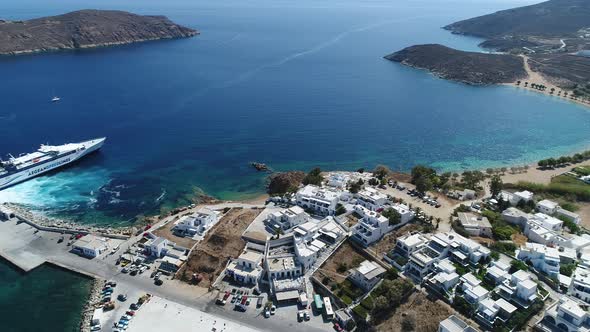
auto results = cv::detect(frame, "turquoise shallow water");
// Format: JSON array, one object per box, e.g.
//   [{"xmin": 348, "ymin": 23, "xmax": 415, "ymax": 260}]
[
  {"xmin": 0, "ymin": 0, "xmax": 588, "ymax": 227},
  {"xmin": 0, "ymin": 260, "xmax": 92, "ymax": 332}
]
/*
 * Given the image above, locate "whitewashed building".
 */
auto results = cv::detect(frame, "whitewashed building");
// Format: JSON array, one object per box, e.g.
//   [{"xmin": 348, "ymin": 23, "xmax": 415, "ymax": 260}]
[
  {"xmin": 539, "ymin": 296, "xmax": 590, "ymax": 332},
  {"xmin": 348, "ymin": 260, "xmax": 386, "ymax": 291},
  {"xmin": 226, "ymin": 250, "xmax": 264, "ymax": 285},
  {"xmin": 72, "ymin": 235, "xmax": 108, "ymax": 258},
  {"xmin": 268, "ymin": 206, "xmax": 309, "ymax": 231},
  {"xmin": 352, "ymin": 204, "xmax": 414, "ymax": 246},
  {"xmin": 537, "ymin": 199, "xmax": 560, "ymax": 215},
  {"xmin": 497, "ymin": 270, "xmax": 538, "ymax": 307},
  {"xmin": 438, "ymin": 315, "xmax": 478, "ymax": 332},
  {"xmin": 457, "ymin": 212, "xmax": 492, "ymax": 237},
  {"xmin": 570, "ymin": 267, "xmax": 590, "ymax": 304},
  {"xmin": 174, "ymin": 208, "xmax": 219, "ymax": 236},
  {"xmin": 517, "ymin": 242, "xmax": 561, "ymax": 277},
  {"xmin": 296, "ymin": 185, "xmax": 342, "ymax": 215},
  {"xmin": 356, "ymin": 187, "xmax": 388, "ymax": 211}
]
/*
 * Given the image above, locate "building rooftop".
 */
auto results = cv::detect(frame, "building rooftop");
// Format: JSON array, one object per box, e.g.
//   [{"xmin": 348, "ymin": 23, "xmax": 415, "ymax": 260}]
[
  {"xmin": 355, "ymin": 260, "xmax": 386, "ymax": 280},
  {"xmin": 495, "ymin": 298, "xmax": 517, "ymax": 314},
  {"xmin": 439, "ymin": 315, "xmax": 478, "ymax": 332},
  {"xmin": 458, "ymin": 212, "xmax": 492, "ymax": 229},
  {"xmin": 538, "ymin": 199, "xmax": 559, "ymax": 210},
  {"xmin": 239, "ymin": 250, "xmax": 263, "ymax": 263},
  {"xmin": 73, "ymin": 234, "xmax": 107, "ymax": 250}
]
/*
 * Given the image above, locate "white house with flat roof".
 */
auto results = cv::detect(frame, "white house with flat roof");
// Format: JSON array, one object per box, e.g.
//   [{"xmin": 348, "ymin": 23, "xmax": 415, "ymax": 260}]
[
  {"xmin": 296, "ymin": 185, "xmax": 342, "ymax": 215},
  {"xmin": 394, "ymin": 233, "xmax": 429, "ymax": 258},
  {"xmin": 428, "ymin": 258, "xmax": 460, "ymax": 291},
  {"xmin": 570, "ymin": 267, "xmax": 590, "ymax": 304},
  {"xmin": 537, "ymin": 199, "xmax": 560, "ymax": 215},
  {"xmin": 438, "ymin": 315, "xmax": 478, "ymax": 332},
  {"xmin": 72, "ymin": 235, "xmax": 108, "ymax": 258},
  {"xmin": 174, "ymin": 207, "xmax": 219, "ymax": 236},
  {"xmin": 497, "ymin": 270, "xmax": 538, "ymax": 307},
  {"xmin": 145, "ymin": 236, "xmax": 169, "ymax": 257},
  {"xmin": 457, "ymin": 212, "xmax": 492, "ymax": 237},
  {"xmin": 268, "ymin": 206, "xmax": 309, "ymax": 231},
  {"xmin": 348, "ymin": 260, "xmax": 386, "ymax": 291},
  {"xmin": 539, "ymin": 295, "xmax": 590, "ymax": 332},
  {"xmin": 500, "ymin": 190, "xmax": 534, "ymax": 206},
  {"xmin": 476, "ymin": 297, "xmax": 517, "ymax": 327},
  {"xmin": 226, "ymin": 250, "xmax": 264, "ymax": 285},
  {"xmin": 517, "ymin": 242, "xmax": 561, "ymax": 277},
  {"xmin": 556, "ymin": 208, "xmax": 582, "ymax": 225},
  {"xmin": 356, "ymin": 187, "xmax": 388, "ymax": 211},
  {"xmin": 486, "ymin": 260, "xmax": 511, "ymax": 285}
]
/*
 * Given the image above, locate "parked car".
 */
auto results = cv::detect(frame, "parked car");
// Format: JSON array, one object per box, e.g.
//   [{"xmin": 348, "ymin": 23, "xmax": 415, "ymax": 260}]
[
  {"xmin": 270, "ymin": 305, "xmax": 276, "ymax": 315},
  {"xmin": 130, "ymin": 303, "xmax": 139, "ymax": 310},
  {"xmin": 304, "ymin": 311, "xmax": 310, "ymax": 321},
  {"xmin": 297, "ymin": 311, "xmax": 304, "ymax": 322},
  {"xmin": 121, "ymin": 267, "xmax": 129, "ymax": 274},
  {"xmin": 90, "ymin": 325, "xmax": 101, "ymax": 331},
  {"xmin": 256, "ymin": 297, "xmax": 263, "ymax": 308},
  {"xmin": 125, "ymin": 311, "xmax": 135, "ymax": 316},
  {"xmin": 155, "ymin": 279, "xmax": 163, "ymax": 286},
  {"xmin": 118, "ymin": 294, "xmax": 127, "ymax": 302},
  {"xmin": 334, "ymin": 323, "xmax": 344, "ymax": 332},
  {"xmin": 264, "ymin": 309, "xmax": 270, "ymax": 318}
]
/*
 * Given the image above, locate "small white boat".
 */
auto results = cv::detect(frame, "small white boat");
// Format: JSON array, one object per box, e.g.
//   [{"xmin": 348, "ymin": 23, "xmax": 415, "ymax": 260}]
[{"xmin": 51, "ymin": 96, "xmax": 60, "ymax": 102}]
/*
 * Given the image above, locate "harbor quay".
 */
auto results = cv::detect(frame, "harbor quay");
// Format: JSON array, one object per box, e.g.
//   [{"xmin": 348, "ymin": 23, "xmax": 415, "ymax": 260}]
[{"xmin": 0, "ymin": 207, "xmax": 328, "ymax": 332}]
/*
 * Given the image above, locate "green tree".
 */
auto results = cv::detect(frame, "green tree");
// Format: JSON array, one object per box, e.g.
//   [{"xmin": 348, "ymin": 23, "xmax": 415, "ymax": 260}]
[
  {"xmin": 560, "ymin": 263, "xmax": 576, "ymax": 277},
  {"xmin": 490, "ymin": 175, "xmax": 503, "ymax": 198},
  {"xmin": 382, "ymin": 208, "xmax": 402, "ymax": 226},
  {"xmin": 415, "ymin": 176, "xmax": 433, "ymax": 193},
  {"xmin": 335, "ymin": 203, "xmax": 346, "ymax": 216},
  {"xmin": 302, "ymin": 167, "xmax": 324, "ymax": 186},
  {"xmin": 373, "ymin": 165, "xmax": 391, "ymax": 179}
]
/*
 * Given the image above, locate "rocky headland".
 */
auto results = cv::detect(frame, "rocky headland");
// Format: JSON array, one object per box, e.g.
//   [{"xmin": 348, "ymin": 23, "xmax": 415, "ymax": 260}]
[
  {"xmin": 385, "ymin": 44, "xmax": 527, "ymax": 85},
  {"xmin": 0, "ymin": 9, "xmax": 198, "ymax": 55}
]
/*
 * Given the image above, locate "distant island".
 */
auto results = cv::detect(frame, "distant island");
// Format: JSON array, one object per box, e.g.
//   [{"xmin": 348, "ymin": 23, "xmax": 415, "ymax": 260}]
[
  {"xmin": 0, "ymin": 10, "xmax": 198, "ymax": 55},
  {"xmin": 444, "ymin": 0, "xmax": 590, "ymax": 53},
  {"xmin": 385, "ymin": 44, "xmax": 527, "ymax": 85},
  {"xmin": 388, "ymin": 0, "xmax": 590, "ymax": 104}
]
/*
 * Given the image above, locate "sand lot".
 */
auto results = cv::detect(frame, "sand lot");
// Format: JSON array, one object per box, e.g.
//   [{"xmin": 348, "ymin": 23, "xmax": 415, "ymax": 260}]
[{"xmin": 126, "ymin": 296, "xmax": 260, "ymax": 332}]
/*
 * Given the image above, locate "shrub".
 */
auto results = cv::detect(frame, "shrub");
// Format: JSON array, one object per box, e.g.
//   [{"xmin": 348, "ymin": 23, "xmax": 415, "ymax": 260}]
[
  {"xmin": 491, "ymin": 242, "xmax": 517, "ymax": 256},
  {"xmin": 560, "ymin": 263, "xmax": 576, "ymax": 277},
  {"xmin": 352, "ymin": 305, "xmax": 368, "ymax": 320},
  {"xmin": 341, "ymin": 295, "xmax": 353, "ymax": 306},
  {"xmin": 302, "ymin": 167, "xmax": 324, "ymax": 186},
  {"xmin": 360, "ymin": 296, "xmax": 374, "ymax": 310}
]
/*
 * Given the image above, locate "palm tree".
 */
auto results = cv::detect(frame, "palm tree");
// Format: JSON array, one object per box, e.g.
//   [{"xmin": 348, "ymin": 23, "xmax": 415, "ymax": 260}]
[
  {"xmin": 524, "ymin": 82, "xmax": 529, "ymax": 87},
  {"xmin": 550, "ymin": 88, "xmax": 555, "ymax": 94},
  {"xmin": 516, "ymin": 80, "xmax": 521, "ymax": 85}
]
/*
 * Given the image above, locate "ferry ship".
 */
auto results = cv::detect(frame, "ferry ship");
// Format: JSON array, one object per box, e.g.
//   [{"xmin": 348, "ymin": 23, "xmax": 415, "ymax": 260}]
[{"xmin": 0, "ymin": 138, "xmax": 106, "ymax": 190}]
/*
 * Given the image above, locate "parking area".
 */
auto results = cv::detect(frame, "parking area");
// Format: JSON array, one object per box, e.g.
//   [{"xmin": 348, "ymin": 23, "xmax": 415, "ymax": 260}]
[{"xmin": 211, "ymin": 283, "xmax": 333, "ymax": 332}]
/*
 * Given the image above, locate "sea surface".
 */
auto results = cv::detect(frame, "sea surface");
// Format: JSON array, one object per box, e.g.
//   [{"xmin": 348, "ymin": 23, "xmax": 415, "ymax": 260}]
[
  {"xmin": 0, "ymin": 259, "xmax": 92, "ymax": 332},
  {"xmin": 1, "ymin": 0, "xmax": 588, "ymax": 330},
  {"xmin": 2, "ymin": 0, "xmax": 588, "ymax": 226}
]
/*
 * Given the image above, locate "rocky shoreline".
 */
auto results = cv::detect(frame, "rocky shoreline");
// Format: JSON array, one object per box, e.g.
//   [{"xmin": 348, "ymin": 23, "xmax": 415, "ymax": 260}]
[
  {"xmin": 2, "ymin": 203, "xmax": 138, "ymax": 236},
  {"xmin": 79, "ymin": 277, "xmax": 104, "ymax": 332}
]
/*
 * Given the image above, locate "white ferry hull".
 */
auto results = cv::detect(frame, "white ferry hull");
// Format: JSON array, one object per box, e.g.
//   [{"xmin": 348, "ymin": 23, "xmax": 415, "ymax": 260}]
[{"xmin": 0, "ymin": 138, "xmax": 105, "ymax": 191}]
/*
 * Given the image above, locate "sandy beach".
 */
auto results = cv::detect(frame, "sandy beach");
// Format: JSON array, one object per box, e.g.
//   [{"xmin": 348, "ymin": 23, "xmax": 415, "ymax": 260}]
[{"xmin": 504, "ymin": 55, "xmax": 590, "ymax": 109}]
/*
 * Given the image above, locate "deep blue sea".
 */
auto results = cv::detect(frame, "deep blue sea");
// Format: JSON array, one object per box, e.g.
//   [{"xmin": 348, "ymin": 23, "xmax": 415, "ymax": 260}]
[{"xmin": 1, "ymin": 0, "xmax": 589, "ymax": 227}]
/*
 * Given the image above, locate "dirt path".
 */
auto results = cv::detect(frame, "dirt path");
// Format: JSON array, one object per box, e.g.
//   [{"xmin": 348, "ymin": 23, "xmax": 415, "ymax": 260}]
[{"xmin": 504, "ymin": 55, "xmax": 590, "ymax": 108}]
